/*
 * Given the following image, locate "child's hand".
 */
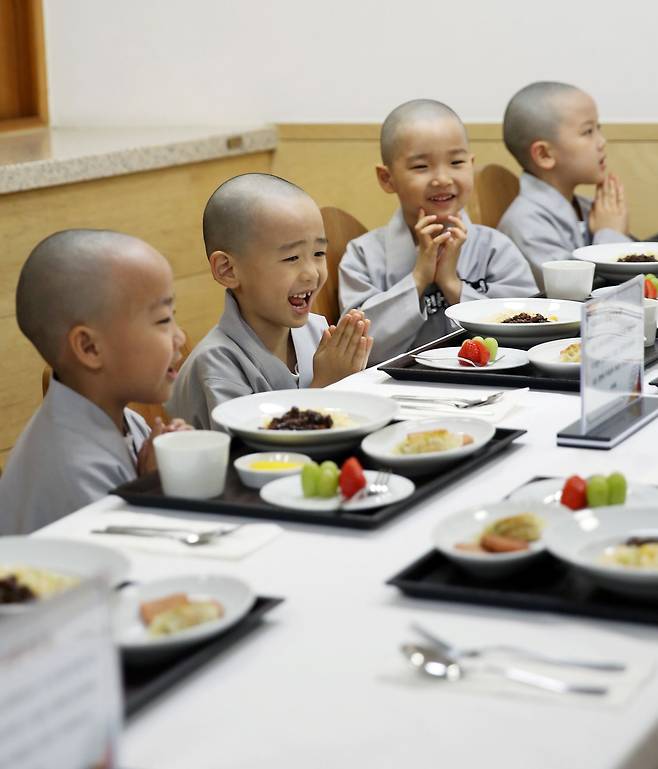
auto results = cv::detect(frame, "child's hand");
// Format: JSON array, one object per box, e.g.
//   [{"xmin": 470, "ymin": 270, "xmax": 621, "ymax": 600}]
[
  {"xmin": 311, "ymin": 310, "xmax": 374, "ymax": 387},
  {"xmin": 413, "ymin": 208, "xmax": 452, "ymax": 296},
  {"xmin": 589, "ymin": 174, "xmax": 629, "ymax": 235},
  {"xmin": 433, "ymin": 215, "xmax": 467, "ymax": 305},
  {"xmin": 136, "ymin": 416, "xmax": 193, "ymax": 476}
]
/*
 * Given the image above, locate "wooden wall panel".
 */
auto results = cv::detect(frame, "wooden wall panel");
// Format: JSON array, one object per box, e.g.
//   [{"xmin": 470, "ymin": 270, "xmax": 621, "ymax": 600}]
[
  {"xmin": 274, "ymin": 124, "xmax": 658, "ymax": 238},
  {"xmin": 0, "ymin": 150, "xmax": 272, "ymax": 466}
]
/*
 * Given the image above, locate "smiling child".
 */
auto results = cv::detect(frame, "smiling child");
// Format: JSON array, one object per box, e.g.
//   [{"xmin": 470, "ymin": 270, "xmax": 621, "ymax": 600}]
[
  {"xmin": 339, "ymin": 99, "xmax": 536, "ymax": 364},
  {"xmin": 0, "ymin": 229, "xmax": 189, "ymax": 533},
  {"xmin": 168, "ymin": 173, "xmax": 373, "ymax": 429}
]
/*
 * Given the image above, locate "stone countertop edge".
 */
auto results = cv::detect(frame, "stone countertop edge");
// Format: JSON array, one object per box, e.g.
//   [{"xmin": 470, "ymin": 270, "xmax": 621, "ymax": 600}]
[{"xmin": 0, "ymin": 126, "xmax": 278, "ymax": 194}]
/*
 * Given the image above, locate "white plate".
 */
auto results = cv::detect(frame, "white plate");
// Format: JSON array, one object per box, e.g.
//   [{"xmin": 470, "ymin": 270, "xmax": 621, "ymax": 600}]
[
  {"xmin": 543, "ymin": 507, "xmax": 658, "ymax": 597},
  {"xmin": 527, "ymin": 337, "xmax": 581, "ymax": 378},
  {"xmin": 573, "ymin": 242, "xmax": 658, "ymax": 281},
  {"xmin": 114, "ymin": 574, "xmax": 255, "ymax": 662},
  {"xmin": 413, "ymin": 346, "xmax": 529, "ymax": 371},
  {"xmin": 433, "ymin": 501, "xmax": 570, "ymax": 578},
  {"xmin": 233, "ymin": 451, "xmax": 311, "ymax": 489},
  {"xmin": 259, "ymin": 470, "xmax": 415, "ymax": 512},
  {"xmin": 445, "ymin": 298, "xmax": 581, "ymax": 345},
  {"xmin": 508, "ymin": 477, "xmax": 658, "ymax": 508},
  {"xmin": 0, "ymin": 537, "xmax": 129, "ymax": 591},
  {"xmin": 212, "ymin": 389, "xmax": 398, "ymax": 449},
  {"xmin": 360, "ymin": 417, "xmax": 495, "ymax": 473}
]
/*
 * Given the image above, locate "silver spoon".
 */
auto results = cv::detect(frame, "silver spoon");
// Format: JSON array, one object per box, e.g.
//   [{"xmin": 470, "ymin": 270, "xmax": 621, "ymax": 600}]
[
  {"xmin": 400, "ymin": 644, "xmax": 608, "ymax": 696},
  {"xmin": 91, "ymin": 524, "xmax": 241, "ymax": 546}
]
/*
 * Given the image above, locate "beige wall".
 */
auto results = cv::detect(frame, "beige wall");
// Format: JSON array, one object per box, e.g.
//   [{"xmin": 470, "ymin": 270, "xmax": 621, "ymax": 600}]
[
  {"xmin": 3, "ymin": 123, "xmax": 658, "ymax": 467},
  {"xmin": 274, "ymin": 124, "xmax": 658, "ymax": 238}
]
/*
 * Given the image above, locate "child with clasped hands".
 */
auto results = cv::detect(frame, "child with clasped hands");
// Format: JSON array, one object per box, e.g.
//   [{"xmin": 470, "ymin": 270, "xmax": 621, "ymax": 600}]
[{"xmin": 338, "ymin": 98, "xmax": 536, "ymax": 364}]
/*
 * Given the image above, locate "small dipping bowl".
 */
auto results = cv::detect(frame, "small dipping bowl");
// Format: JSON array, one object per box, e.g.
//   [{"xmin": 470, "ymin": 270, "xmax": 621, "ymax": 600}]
[{"xmin": 233, "ymin": 452, "xmax": 311, "ymax": 489}]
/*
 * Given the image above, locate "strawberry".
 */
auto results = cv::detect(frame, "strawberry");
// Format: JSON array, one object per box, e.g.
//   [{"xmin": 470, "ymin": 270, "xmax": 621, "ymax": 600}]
[
  {"xmin": 458, "ymin": 339, "xmax": 490, "ymax": 367},
  {"xmin": 339, "ymin": 457, "xmax": 367, "ymax": 499}
]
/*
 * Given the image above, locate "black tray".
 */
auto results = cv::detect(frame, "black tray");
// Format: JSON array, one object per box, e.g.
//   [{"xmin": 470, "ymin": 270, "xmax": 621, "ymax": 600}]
[
  {"xmin": 379, "ymin": 329, "xmax": 658, "ymax": 393},
  {"xmin": 387, "ymin": 550, "xmax": 658, "ymax": 626},
  {"xmin": 113, "ymin": 429, "xmax": 526, "ymax": 530},
  {"xmin": 123, "ymin": 595, "xmax": 283, "ymax": 719}
]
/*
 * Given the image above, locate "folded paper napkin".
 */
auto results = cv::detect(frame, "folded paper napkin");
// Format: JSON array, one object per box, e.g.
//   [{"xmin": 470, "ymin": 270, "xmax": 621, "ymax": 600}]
[
  {"xmin": 391, "ymin": 387, "xmax": 529, "ymax": 424},
  {"xmin": 75, "ymin": 511, "xmax": 282, "ymax": 561},
  {"xmin": 384, "ymin": 648, "xmax": 653, "ymax": 709}
]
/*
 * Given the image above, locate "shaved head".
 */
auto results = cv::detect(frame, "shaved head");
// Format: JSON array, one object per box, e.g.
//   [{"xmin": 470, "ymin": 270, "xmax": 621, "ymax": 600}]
[
  {"xmin": 380, "ymin": 99, "xmax": 465, "ymax": 166},
  {"xmin": 16, "ymin": 229, "xmax": 160, "ymax": 367},
  {"xmin": 503, "ymin": 82, "xmax": 584, "ymax": 170},
  {"xmin": 203, "ymin": 173, "xmax": 310, "ymax": 257}
]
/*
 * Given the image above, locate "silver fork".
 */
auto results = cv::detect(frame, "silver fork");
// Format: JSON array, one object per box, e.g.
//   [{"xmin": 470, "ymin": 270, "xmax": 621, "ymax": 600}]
[
  {"xmin": 412, "ymin": 354, "xmax": 506, "ymax": 367},
  {"xmin": 411, "ymin": 622, "xmax": 626, "ymax": 672},
  {"xmin": 393, "ymin": 391, "xmax": 505, "ymax": 409},
  {"xmin": 91, "ymin": 524, "xmax": 242, "ymax": 547},
  {"xmin": 340, "ymin": 470, "xmax": 391, "ymax": 507}
]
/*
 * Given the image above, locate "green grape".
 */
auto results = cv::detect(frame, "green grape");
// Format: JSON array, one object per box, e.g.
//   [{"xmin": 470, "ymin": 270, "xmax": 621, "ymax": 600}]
[
  {"xmin": 472, "ymin": 335, "xmax": 485, "ymax": 345},
  {"xmin": 301, "ymin": 462, "xmax": 320, "ymax": 497},
  {"xmin": 483, "ymin": 337, "xmax": 499, "ymax": 360},
  {"xmin": 586, "ymin": 475, "xmax": 609, "ymax": 508},
  {"xmin": 607, "ymin": 472, "xmax": 627, "ymax": 505},
  {"xmin": 319, "ymin": 460, "xmax": 339, "ymax": 477},
  {"xmin": 317, "ymin": 468, "xmax": 339, "ymax": 498}
]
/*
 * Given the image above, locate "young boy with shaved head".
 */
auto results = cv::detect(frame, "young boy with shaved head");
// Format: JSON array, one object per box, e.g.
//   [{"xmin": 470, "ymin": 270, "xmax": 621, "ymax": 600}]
[
  {"xmin": 0, "ymin": 229, "xmax": 188, "ymax": 533},
  {"xmin": 168, "ymin": 173, "xmax": 373, "ymax": 429},
  {"xmin": 339, "ymin": 99, "xmax": 536, "ymax": 364},
  {"xmin": 498, "ymin": 81, "xmax": 632, "ymax": 288}
]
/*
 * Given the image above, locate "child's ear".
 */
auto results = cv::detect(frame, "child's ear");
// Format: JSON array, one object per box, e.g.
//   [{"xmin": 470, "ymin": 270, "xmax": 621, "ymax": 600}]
[
  {"xmin": 529, "ymin": 140, "xmax": 556, "ymax": 171},
  {"xmin": 68, "ymin": 325, "xmax": 103, "ymax": 371},
  {"xmin": 375, "ymin": 164, "xmax": 396, "ymax": 194},
  {"xmin": 209, "ymin": 250, "xmax": 240, "ymax": 289}
]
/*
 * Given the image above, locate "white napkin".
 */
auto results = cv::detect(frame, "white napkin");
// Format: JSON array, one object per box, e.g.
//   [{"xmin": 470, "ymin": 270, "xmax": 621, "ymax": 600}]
[
  {"xmin": 74, "ymin": 511, "xmax": 282, "ymax": 561},
  {"xmin": 391, "ymin": 387, "xmax": 529, "ymax": 424},
  {"xmin": 383, "ymin": 648, "xmax": 653, "ymax": 709}
]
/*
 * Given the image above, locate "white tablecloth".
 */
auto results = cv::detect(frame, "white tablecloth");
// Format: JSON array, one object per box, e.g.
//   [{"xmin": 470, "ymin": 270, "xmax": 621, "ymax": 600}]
[{"xmin": 39, "ymin": 365, "xmax": 658, "ymax": 769}]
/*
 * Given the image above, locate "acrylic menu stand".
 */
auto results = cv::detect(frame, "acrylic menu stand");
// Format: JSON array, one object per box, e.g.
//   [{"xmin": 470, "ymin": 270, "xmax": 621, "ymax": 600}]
[
  {"xmin": 0, "ymin": 580, "xmax": 122, "ymax": 769},
  {"xmin": 557, "ymin": 275, "xmax": 658, "ymax": 448}
]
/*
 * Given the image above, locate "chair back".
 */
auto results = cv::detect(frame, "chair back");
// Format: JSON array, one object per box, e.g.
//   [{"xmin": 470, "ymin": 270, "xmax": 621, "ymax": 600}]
[
  {"xmin": 41, "ymin": 332, "xmax": 192, "ymax": 429},
  {"xmin": 467, "ymin": 164, "xmax": 520, "ymax": 228},
  {"xmin": 316, "ymin": 207, "xmax": 368, "ymax": 325}
]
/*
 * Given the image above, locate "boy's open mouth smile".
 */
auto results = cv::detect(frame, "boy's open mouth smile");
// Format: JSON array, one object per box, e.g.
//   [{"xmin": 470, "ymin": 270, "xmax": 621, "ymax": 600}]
[
  {"xmin": 288, "ymin": 290, "xmax": 314, "ymax": 314},
  {"xmin": 428, "ymin": 193, "xmax": 456, "ymax": 204}
]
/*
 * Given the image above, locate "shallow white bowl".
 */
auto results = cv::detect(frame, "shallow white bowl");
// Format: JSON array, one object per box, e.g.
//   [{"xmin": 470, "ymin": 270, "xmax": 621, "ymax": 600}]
[
  {"xmin": 413, "ymin": 346, "xmax": 529, "ymax": 372},
  {"xmin": 114, "ymin": 574, "xmax": 255, "ymax": 662},
  {"xmin": 0, "ymin": 537, "xmax": 130, "ymax": 613},
  {"xmin": 527, "ymin": 337, "xmax": 581, "ymax": 378},
  {"xmin": 444, "ymin": 298, "xmax": 581, "ymax": 344},
  {"xmin": 233, "ymin": 451, "xmax": 311, "ymax": 489},
  {"xmin": 259, "ymin": 470, "xmax": 415, "ymax": 512},
  {"xmin": 433, "ymin": 501, "xmax": 570, "ymax": 579},
  {"xmin": 543, "ymin": 507, "xmax": 658, "ymax": 598},
  {"xmin": 573, "ymin": 242, "xmax": 658, "ymax": 281},
  {"xmin": 212, "ymin": 389, "xmax": 398, "ymax": 450},
  {"xmin": 507, "ymin": 476, "xmax": 658, "ymax": 508},
  {"xmin": 360, "ymin": 417, "xmax": 495, "ymax": 473}
]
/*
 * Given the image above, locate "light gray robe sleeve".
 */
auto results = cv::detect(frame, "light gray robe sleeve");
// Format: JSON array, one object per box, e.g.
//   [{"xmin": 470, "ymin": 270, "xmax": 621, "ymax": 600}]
[
  {"xmin": 459, "ymin": 231, "xmax": 538, "ymax": 301},
  {"xmin": 339, "ymin": 239, "xmax": 427, "ymax": 363}
]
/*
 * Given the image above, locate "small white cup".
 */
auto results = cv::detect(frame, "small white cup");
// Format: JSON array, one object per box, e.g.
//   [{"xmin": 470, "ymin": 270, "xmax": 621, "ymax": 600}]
[
  {"xmin": 542, "ymin": 260, "xmax": 595, "ymax": 300},
  {"xmin": 153, "ymin": 431, "xmax": 231, "ymax": 499},
  {"xmin": 644, "ymin": 298, "xmax": 657, "ymax": 347}
]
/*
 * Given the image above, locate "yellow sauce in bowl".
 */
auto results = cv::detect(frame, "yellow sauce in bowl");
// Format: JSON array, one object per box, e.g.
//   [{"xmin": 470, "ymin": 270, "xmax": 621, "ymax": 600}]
[{"xmin": 249, "ymin": 460, "xmax": 303, "ymax": 471}]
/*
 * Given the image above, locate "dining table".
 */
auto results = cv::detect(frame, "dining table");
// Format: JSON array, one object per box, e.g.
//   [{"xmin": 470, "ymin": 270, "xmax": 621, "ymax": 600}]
[{"xmin": 38, "ymin": 361, "xmax": 658, "ymax": 769}]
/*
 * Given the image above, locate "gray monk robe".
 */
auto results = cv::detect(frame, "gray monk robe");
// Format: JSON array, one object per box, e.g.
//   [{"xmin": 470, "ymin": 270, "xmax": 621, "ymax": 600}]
[
  {"xmin": 0, "ymin": 377, "xmax": 149, "ymax": 534},
  {"xmin": 167, "ymin": 291, "xmax": 328, "ymax": 429},
  {"xmin": 339, "ymin": 208, "xmax": 537, "ymax": 364},
  {"xmin": 498, "ymin": 173, "xmax": 632, "ymax": 290}
]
